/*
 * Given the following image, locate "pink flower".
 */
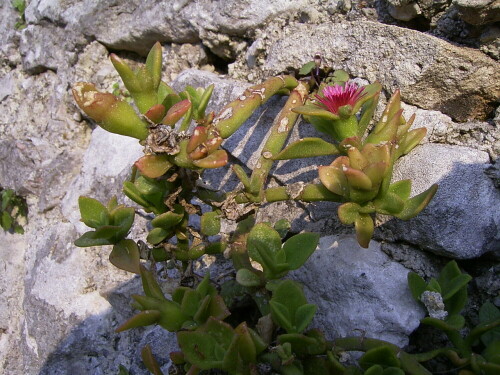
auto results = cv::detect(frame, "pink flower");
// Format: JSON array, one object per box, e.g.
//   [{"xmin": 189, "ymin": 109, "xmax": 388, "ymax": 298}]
[{"xmin": 314, "ymin": 82, "xmax": 366, "ymax": 115}]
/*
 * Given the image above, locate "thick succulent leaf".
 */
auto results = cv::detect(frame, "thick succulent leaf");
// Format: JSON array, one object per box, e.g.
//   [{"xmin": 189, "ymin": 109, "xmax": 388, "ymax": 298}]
[
  {"xmin": 161, "ymin": 92, "xmax": 181, "ymax": 112},
  {"xmin": 141, "ymin": 344, "xmax": 164, "ymax": 375},
  {"xmin": 186, "ymin": 126, "xmax": 208, "ymax": 153},
  {"xmin": 363, "ymin": 162, "xmax": 389, "ymax": 188},
  {"xmin": 195, "ymin": 84, "xmax": 214, "ymax": 120},
  {"xmin": 151, "ymin": 209, "xmax": 184, "ymax": 229},
  {"xmin": 344, "ymin": 167, "xmax": 373, "ymax": 190},
  {"xmin": 365, "ymin": 109, "xmax": 402, "ymax": 144},
  {"xmin": 407, "ymin": 272, "xmax": 427, "ymax": 302},
  {"xmin": 111, "ymin": 206, "xmax": 135, "ymax": 239},
  {"xmin": 271, "ymin": 280, "xmax": 308, "ymax": 332},
  {"xmin": 201, "ymin": 211, "xmax": 221, "ymax": 236},
  {"xmin": 180, "ymin": 289, "xmax": 201, "ymax": 317},
  {"xmin": 147, "ymin": 228, "xmax": 170, "ymax": 245},
  {"xmin": 192, "ymin": 150, "xmax": 228, "ymax": 169},
  {"xmin": 144, "ymin": 104, "xmax": 166, "ymax": 123},
  {"xmin": 318, "ymin": 166, "xmax": 348, "ymax": 196},
  {"xmin": 362, "ymin": 143, "xmax": 391, "ymax": 166},
  {"xmin": 359, "ymin": 346, "xmax": 400, "ymax": 370},
  {"xmin": 234, "ymin": 322, "xmax": 257, "ymax": 363},
  {"xmin": 292, "ymin": 104, "xmax": 339, "ymax": 120},
  {"xmin": 373, "ymin": 90, "xmax": 401, "ymax": 134},
  {"xmin": 441, "ymin": 274, "xmax": 472, "ymax": 301},
  {"xmin": 134, "ymin": 154, "xmax": 173, "ymax": 179},
  {"xmin": 299, "ymin": 61, "xmax": 316, "ymax": 75},
  {"xmin": 294, "ymin": 304, "xmax": 317, "ymax": 333},
  {"xmin": 338, "ymin": 202, "xmax": 361, "ymax": 225},
  {"xmin": 115, "ymin": 310, "xmax": 161, "ymax": 332},
  {"xmin": 162, "ymin": 99, "xmax": 191, "ymax": 125},
  {"xmin": 479, "ymin": 302, "xmax": 500, "ymax": 347},
  {"xmin": 388, "ymin": 180, "xmax": 412, "ymax": 201},
  {"xmin": 74, "ymin": 230, "xmax": 114, "ymax": 247},
  {"xmin": 177, "ymin": 331, "xmax": 225, "ymax": 370},
  {"xmin": 247, "ymin": 223, "xmax": 283, "ymax": 272},
  {"xmin": 140, "ymin": 265, "xmax": 166, "ymax": 300},
  {"xmin": 109, "ymin": 239, "xmax": 141, "ymax": 274},
  {"xmin": 273, "ymin": 137, "xmax": 339, "ymax": 160},
  {"xmin": 270, "ymin": 300, "xmax": 293, "ymax": 333},
  {"xmin": 395, "ymin": 184, "xmax": 438, "ymax": 220},
  {"xmin": 78, "ymin": 196, "xmax": 109, "ymax": 229},
  {"xmin": 351, "ymin": 82, "xmax": 383, "ymax": 114},
  {"xmin": 373, "ymin": 192, "xmax": 405, "ymax": 215},
  {"xmin": 283, "ymin": 232, "xmax": 320, "ymax": 270},
  {"xmin": 357, "ymin": 92, "xmax": 380, "ymax": 137},
  {"xmin": 445, "ymin": 314, "xmax": 465, "ymax": 330},
  {"xmin": 400, "ymin": 127, "xmax": 427, "ymax": 155},
  {"xmin": 354, "ymin": 213, "xmax": 374, "ymax": 248},
  {"xmin": 145, "ymin": 42, "xmax": 162, "ymax": 90},
  {"xmin": 236, "ymin": 268, "xmax": 262, "ymax": 287},
  {"xmin": 347, "ymin": 146, "xmax": 368, "ymax": 170}
]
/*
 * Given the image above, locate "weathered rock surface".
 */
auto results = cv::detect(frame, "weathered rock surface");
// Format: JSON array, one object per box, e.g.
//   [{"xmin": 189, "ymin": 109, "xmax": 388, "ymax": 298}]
[
  {"xmin": 291, "ymin": 235, "xmax": 425, "ymax": 348},
  {"xmin": 381, "ymin": 143, "xmax": 499, "ymax": 258},
  {"xmin": 257, "ymin": 21, "xmax": 499, "ymax": 121},
  {"xmin": 1, "ymin": 1, "xmax": 499, "ymax": 374},
  {"xmin": 454, "ymin": 0, "xmax": 500, "ymax": 25}
]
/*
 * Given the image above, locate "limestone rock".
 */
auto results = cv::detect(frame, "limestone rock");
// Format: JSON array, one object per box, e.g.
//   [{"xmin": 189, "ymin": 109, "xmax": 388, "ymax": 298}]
[
  {"xmin": 381, "ymin": 143, "xmax": 499, "ymax": 258},
  {"xmin": 258, "ymin": 21, "xmax": 499, "ymax": 121},
  {"xmin": 291, "ymin": 235, "xmax": 425, "ymax": 347},
  {"xmin": 454, "ymin": 0, "xmax": 500, "ymax": 25}
]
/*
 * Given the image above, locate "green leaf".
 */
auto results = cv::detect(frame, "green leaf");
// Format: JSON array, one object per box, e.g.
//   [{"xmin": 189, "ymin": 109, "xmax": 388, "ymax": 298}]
[
  {"xmin": 441, "ymin": 274, "xmax": 472, "ymax": 301},
  {"xmin": 293, "ymin": 104, "xmax": 339, "ymax": 120},
  {"xmin": 141, "ymin": 345, "xmax": 164, "ymax": 375},
  {"xmin": 151, "ymin": 210, "xmax": 184, "ymax": 229},
  {"xmin": 201, "ymin": 211, "xmax": 221, "ymax": 236},
  {"xmin": 479, "ymin": 302, "xmax": 500, "ymax": 347},
  {"xmin": 78, "ymin": 196, "xmax": 109, "ymax": 228},
  {"xmin": 395, "ymin": 184, "xmax": 438, "ymax": 220},
  {"xmin": 140, "ymin": 265, "xmax": 166, "ymax": 301},
  {"xmin": 270, "ymin": 300, "xmax": 293, "ymax": 333},
  {"xmin": 407, "ymin": 272, "xmax": 427, "ymax": 302},
  {"xmin": 109, "ymin": 239, "xmax": 141, "ymax": 274},
  {"xmin": 236, "ymin": 268, "xmax": 262, "ymax": 287},
  {"xmin": 1, "ymin": 211, "xmax": 12, "ymax": 230},
  {"xmin": 274, "ymin": 219, "xmax": 291, "ymax": 238},
  {"xmin": 338, "ymin": 202, "xmax": 361, "ymax": 224},
  {"xmin": 283, "ymin": 232, "xmax": 319, "ymax": 270},
  {"xmin": 273, "ymin": 137, "xmax": 340, "ymax": 160},
  {"xmin": 180, "ymin": 289, "xmax": 201, "ymax": 317},
  {"xmin": 483, "ymin": 340, "xmax": 500, "ymax": 364},
  {"xmin": 294, "ymin": 304, "xmax": 317, "ymax": 333},
  {"xmin": 331, "ymin": 69, "xmax": 350, "ymax": 84},
  {"xmin": 117, "ymin": 364, "xmax": 130, "ymax": 375},
  {"xmin": 247, "ymin": 223, "xmax": 283, "ymax": 274},
  {"xmin": 195, "ymin": 84, "xmax": 214, "ymax": 120},
  {"xmin": 110, "ymin": 206, "xmax": 135, "ymax": 239},
  {"xmin": 445, "ymin": 314, "xmax": 465, "ymax": 330},
  {"xmin": 299, "ymin": 61, "xmax": 316, "ymax": 76},
  {"xmin": 388, "ymin": 180, "xmax": 411, "ymax": 201},
  {"xmin": 115, "ymin": 310, "xmax": 161, "ymax": 332},
  {"xmin": 364, "ymin": 365, "xmax": 383, "ymax": 375},
  {"xmin": 74, "ymin": 231, "xmax": 114, "ymax": 247},
  {"xmin": 359, "ymin": 346, "xmax": 400, "ymax": 370},
  {"xmin": 355, "ymin": 213, "xmax": 374, "ymax": 248},
  {"xmin": 146, "ymin": 227, "xmax": 171, "ymax": 245}
]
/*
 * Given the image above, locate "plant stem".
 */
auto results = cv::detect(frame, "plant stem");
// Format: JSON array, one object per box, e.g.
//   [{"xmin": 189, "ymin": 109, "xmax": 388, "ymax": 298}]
[
  {"xmin": 213, "ymin": 76, "xmax": 299, "ymax": 139},
  {"xmin": 248, "ymin": 81, "xmax": 310, "ymax": 200}
]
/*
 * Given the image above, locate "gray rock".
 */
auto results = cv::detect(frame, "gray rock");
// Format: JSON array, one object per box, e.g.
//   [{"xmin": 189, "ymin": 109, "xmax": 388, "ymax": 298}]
[
  {"xmin": 454, "ymin": 0, "xmax": 500, "ymax": 25},
  {"xmin": 61, "ymin": 127, "xmax": 143, "ymax": 230},
  {"xmin": 0, "ymin": 231, "xmax": 26, "ymax": 373},
  {"xmin": 480, "ymin": 24, "xmax": 500, "ymax": 59},
  {"xmin": 257, "ymin": 21, "xmax": 499, "ymax": 121},
  {"xmin": 381, "ymin": 143, "xmax": 499, "ymax": 258},
  {"xmin": 291, "ymin": 235, "xmax": 425, "ymax": 347},
  {"xmin": 387, "ymin": 1, "xmax": 422, "ymax": 21}
]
